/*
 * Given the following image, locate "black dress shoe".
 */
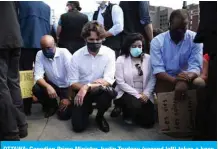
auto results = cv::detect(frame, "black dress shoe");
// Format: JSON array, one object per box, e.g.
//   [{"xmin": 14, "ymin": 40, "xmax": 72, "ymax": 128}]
[
  {"xmin": 96, "ymin": 117, "xmax": 110, "ymax": 133},
  {"xmin": 110, "ymin": 107, "xmax": 122, "ymax": 117},
  {"xmin": 19, "ymin": 123, "xmax": 28, "ymax": 138}
]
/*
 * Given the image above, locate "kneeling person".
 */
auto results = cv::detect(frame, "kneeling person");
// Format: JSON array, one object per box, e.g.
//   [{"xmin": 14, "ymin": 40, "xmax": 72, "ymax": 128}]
[
  {"xmin": 69, "ymin": 21, "xmax": 116, "ymax": 133},
  {"xmin": 33, "ymin": 35, "xmax": 72, "ymax": 118},
  {"xmin": 150, "ymin": 9, "xmax": 203, "ymax": 99}
]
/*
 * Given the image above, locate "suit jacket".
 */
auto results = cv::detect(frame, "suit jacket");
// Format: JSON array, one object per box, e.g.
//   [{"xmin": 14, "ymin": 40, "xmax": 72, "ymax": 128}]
[
  {"xmin": 0, "ymin": 2, "xmax": 23, "ymax": 49},
  {"xmin": 17, "ymin": 1, "xmax": 51, "ymax": 48},
  {"xmin": 115, "ymin": 54, "xmax": 156, "ymax": 103}
]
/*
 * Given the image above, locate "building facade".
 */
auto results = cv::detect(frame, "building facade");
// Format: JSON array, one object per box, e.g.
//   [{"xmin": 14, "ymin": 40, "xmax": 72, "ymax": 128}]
[
  {"xmin": 149, "ymin": 6, "xmax": 173, "ymax": 31},
  {"xmin": 186, "ymin": 4, "xmax": 199, "ymax": 32}
]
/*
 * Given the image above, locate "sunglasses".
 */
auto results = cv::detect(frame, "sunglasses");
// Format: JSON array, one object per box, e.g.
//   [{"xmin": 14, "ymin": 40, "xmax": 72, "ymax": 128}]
[{"xmin": 135, "ymin": 64, "xmax": 143, "ymax": 76}]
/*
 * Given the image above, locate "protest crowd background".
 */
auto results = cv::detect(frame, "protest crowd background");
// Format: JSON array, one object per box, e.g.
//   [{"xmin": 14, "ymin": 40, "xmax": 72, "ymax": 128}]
[{"xmin": 0, "ymin": 1, "xmax": 216, "ymax": 141}]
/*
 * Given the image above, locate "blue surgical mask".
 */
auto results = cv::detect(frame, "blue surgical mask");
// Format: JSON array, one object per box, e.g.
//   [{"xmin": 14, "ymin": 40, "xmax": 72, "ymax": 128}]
[
  {"xmin": 130, "ymin": 47, "xmax": 142, "ymax": 57},
  {"xmin": 42, "ymin": 48, "xmax": 55, "ymax": 59}
]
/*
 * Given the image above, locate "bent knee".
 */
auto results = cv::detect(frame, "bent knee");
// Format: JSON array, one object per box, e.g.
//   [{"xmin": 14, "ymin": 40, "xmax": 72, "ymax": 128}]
[{"xmin": 193, "ymin": 77, "xmax": 206, "ymax": 88}]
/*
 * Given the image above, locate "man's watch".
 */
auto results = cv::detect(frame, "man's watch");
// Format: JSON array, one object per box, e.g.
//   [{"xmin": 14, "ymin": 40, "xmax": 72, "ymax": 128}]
[{"xmin": 86, "ymin": 83, "xmax": 92, "ymax": 92}]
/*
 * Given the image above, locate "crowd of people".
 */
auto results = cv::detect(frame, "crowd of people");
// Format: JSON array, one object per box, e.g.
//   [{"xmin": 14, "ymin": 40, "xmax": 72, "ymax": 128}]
[{"xmin": 0, "ymin": 1, "xmax": 216, "ymax": 141}]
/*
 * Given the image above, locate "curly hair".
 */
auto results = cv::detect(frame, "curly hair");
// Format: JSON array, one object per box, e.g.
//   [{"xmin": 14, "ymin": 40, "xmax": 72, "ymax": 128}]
[
  {"xmin": 121, "ymin": 33, "xmax": 145, "ymax": 57},
  {"xmin": 81, "ymin": 21, "xmax": 106, "ymax": 39}
]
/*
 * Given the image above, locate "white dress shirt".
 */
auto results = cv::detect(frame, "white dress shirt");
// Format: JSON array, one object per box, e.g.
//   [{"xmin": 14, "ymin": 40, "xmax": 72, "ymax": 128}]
[
  {"xmin": 34, "ymin": 47, "xmax": 72, "ymax": 88},
  {"xmin": 69, "ymin": 45, "xmax": 116, "ymax": 86},
  {"xmin": 97, "ymin": 2, "xmax": 124, "ymax": 36}
]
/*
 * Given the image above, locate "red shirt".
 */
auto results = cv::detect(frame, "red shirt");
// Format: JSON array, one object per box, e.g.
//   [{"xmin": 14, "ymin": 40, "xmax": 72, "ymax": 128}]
[{"xmin": 203, "ymin": 54, "xmax": 210, "ymax": 62}]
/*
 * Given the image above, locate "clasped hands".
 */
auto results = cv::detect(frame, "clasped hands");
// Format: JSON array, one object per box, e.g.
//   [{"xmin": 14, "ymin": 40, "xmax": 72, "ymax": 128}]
[
  {"xmin": 74, "ymin": 79, "xmax": 107, "ymax": 106},
  {"xmin": 46, "ymin": 85, "xmax": 70, "ymax": 111},
  {"xmin": 174, "ymin": 72, "xmax": 197, "ymax": 100},
  {"xmin": 139, "ymin": 93, "xmax": 149, "ymax": 103}
]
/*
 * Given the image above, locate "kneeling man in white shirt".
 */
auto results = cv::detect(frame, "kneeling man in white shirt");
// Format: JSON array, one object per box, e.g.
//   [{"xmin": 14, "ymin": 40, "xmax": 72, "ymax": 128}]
[
  {"xmin": 69, "ymin": 21, "xmax": 116, "ymax": 133},
  {"xmin": 33, "ymin": 35, "xmax": 72, "ymax": 119}
]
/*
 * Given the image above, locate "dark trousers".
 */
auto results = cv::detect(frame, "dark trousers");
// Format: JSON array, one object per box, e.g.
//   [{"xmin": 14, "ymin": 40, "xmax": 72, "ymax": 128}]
[
  {"xmin": 206, "ymin": 55, "xmax": 217, "ymax": 140},
  {"xmin": 19, "ymin": 48, "xmax": 39, "ymax": 115},
  {"xmin": 0, "ymin": 48, "xmax": 26, "ymax": 138},
  {"xmin": 32, "ymin": 81, "xmax": 69, "ymax": 114},
  {"xmin": 115, "ymin": 93, "xmax": 155, "ymax": 127},
  {"xmin": 71, "ymin": 91, "xmax": 112, "ymax": 132},
  {"xmin": 0, "ymin": 98, "xmax": 27, "ymax": 139},
  {"xmin": 197, "ymin": 37, "xmax": 217, "ymax": 140},
  {"xmin": 0, "ymin": 48, "xmax": 23, "ymax": 108},
  {"xmin": 19, "ymin": 48, "xmax": 39, "ymax": 71}
]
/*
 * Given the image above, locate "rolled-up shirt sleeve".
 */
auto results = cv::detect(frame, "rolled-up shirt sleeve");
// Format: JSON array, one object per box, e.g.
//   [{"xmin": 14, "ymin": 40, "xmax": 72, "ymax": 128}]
[
  {"xmin": 34, "ymin": 51, "xmax": 45, "ymax": 82},
  {"xmin": 107, "ymin": 5, "xmax": 124, "ymax": 36},
  {"xmin": 139, "ymin": 1, "xmax": 151, "ymax": 26},
  {"xmin": 150, "ymin": 38, "xmax": 166, "ymax": 75},
  {"xmin": 187, "ymin": 43, "xmax": 203, "ymax": 75},
  {"xmin": 68, "ymin": 56, "xmax": 80, "ymax": 86},
  {"xmin": 103, "ymin": 51, "xmax": 116, "ymax": 85}
]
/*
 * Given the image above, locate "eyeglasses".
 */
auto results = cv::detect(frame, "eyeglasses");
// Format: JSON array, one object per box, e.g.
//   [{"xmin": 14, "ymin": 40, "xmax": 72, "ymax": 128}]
[{"xmin": 135, "ymin": 64, "xmax": 143, "ymax": 76}]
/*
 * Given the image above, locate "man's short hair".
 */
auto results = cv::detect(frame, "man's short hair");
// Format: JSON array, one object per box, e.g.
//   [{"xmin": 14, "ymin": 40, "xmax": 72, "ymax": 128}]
[
  {"xmin": 169, "ymin": 9, "xmax": 189, "ymax": 24},
  {"xmin": 81, "ymin": 21, "xmax": 106, "ymax": 39}
]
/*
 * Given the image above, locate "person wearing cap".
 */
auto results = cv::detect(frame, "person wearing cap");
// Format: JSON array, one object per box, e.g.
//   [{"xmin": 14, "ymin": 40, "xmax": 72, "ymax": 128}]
[
  {"xmin": 93, "ymin": 1, "xmax": 124, "ymax": 58},
  {"xmin": 57, "ymin": 1, "xmax": 89, "ymax": 54}
]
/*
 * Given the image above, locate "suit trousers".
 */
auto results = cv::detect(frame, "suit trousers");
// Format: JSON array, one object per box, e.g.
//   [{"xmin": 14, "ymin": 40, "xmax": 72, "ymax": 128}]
[
  {"xmin": 71, "ymin": 91, "xmax": 112, "ymax": 132},
  {"xmin": 115, "ymin": 93, "xmax": 155, "ymax": 127},
  {"xmin": 0, "ymin": 48, "xmax": 26, "ymax": 138}
]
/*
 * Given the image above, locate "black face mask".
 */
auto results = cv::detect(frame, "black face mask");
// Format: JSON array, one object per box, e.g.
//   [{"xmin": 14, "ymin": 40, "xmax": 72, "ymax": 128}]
[
  {"xmin": 170, "ymin": 29, "xmax": 186, "ymax": 43},
  {"xmin": 87, "ymin": 42, "xmax": 102, "ymax": 53}
]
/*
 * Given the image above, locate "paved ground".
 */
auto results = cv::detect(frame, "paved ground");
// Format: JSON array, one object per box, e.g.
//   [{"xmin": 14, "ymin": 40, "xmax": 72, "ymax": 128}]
[{"xmin": 23, "ymin": 104, "xmax": 190, "ymax": 141}]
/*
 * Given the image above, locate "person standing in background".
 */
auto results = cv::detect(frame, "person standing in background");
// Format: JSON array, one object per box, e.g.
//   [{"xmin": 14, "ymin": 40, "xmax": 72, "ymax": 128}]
[
  {"xmin": 111, "ymin": 1, "xmax": 153, "ymax": 117},
  {"xmin": 193, "ymin": 1, "xmax": 217, "ymax": 140},
  {"xmin": 119, "ymin": 1, "xmax": 153, "ymax": 54},
  {"xmin": 93, "ymin": 1, "xmax": 124, "ymax": 58},
  {"xmin": 0, "ymin": 1, "xmax": 28, "ymax": 141},
  {"xmin": 57, "ymin": 1, "xmax": 89, "ymax": 54},
  {"xmin": 18, "ymin": 1, "xmax": 52, "ymax": 70},
  {"xmin": 17, "ymin": 1, "xmax": 52, "ymax": 115}
]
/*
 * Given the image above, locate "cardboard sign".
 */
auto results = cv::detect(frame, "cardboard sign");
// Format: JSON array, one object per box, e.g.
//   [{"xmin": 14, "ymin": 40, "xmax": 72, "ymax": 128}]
[
  {"xmin": 20, "ymin": 71, "xmax": 34, "ymax": 99},
  {"xmin": 157, "ymin": 90, "xmax": 197, "ymax": 134}
]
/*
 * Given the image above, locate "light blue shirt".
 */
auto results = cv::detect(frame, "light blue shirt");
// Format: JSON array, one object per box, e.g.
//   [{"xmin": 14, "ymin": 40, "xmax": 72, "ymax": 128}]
[{"xmin": 150, "ymin": 30, "xmax": 203, "ymax": 77}]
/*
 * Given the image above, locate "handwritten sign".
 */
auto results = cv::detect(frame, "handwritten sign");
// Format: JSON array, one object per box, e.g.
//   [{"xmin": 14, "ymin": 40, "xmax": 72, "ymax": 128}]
[
  {"xmin": 157, "ymin": 90, "xmax": 197, "ymax": 134},
  {"xmin": 20, "ymin": 71, "xmax": 34, "ymax": 99}
]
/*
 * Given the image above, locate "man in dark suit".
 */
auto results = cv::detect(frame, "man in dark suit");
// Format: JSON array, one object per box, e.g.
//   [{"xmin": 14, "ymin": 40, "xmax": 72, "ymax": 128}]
[
  {"xmin": 57, "ymin": 1, "xmax": 89, "ymax": 54},
  {"xmin": 0, "ymin": 1, "xmax": 28, "ymax": 140}
]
